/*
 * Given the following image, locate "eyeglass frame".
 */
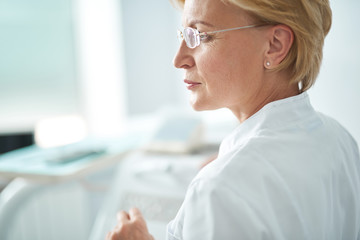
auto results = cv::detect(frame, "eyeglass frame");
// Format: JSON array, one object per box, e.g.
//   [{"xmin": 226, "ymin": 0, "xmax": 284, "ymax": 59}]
[{"xmin": 177, "ymin": 24, "xmax": 264, "ymax": 49}]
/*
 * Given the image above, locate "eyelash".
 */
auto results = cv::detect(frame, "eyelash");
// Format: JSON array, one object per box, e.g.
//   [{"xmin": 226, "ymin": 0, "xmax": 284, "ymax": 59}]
[{"xmin": 199, "ymin": 33, "xmax": 214, "ymax": 42}]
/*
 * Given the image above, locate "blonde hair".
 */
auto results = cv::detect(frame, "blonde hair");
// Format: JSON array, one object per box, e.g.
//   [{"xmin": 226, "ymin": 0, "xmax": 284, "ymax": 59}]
[{"xmin": 172, "ymin": 0, "xmax": 332, "ymax": 91}]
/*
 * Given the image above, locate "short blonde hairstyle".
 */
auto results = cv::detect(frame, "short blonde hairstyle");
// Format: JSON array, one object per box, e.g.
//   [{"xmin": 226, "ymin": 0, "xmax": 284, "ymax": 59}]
[{"xmin": 172, "ymin": 0, "xmax": 332, "ymax": 91}]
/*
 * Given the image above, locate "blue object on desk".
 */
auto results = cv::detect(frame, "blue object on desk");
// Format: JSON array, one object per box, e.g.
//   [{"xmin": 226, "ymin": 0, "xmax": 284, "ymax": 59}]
[{"xmin": 0, "ymin": 134, "xmax": 144, "ymax": 180}]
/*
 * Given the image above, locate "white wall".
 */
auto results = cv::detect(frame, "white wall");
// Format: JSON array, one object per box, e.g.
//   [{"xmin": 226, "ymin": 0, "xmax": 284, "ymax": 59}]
[
  {"xmin": 309, "ymin": 0, "xmax": 360, "ymax": 145},
  {"xmin": 0, "ymin": 0, "xmax": 79, "ymax": 134},
  {"xmin": 74, "ymin": 0, "xmax": 127, "ymax": 137},
  {"xmin": 119, "ymin": 0, "xmax": 186, "ymax": 116}
]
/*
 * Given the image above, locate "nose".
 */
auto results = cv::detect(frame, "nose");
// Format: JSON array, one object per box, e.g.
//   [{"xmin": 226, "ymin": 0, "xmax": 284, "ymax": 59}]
[{"xmin": 173, "ymin": 40, "xmax": 195, "ymax": 69}]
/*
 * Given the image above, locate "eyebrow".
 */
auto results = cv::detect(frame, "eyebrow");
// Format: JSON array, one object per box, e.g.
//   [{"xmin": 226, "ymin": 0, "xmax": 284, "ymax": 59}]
[{"xmin": 186, "ymin": 19, "xmax": 215, "ymax": 28}]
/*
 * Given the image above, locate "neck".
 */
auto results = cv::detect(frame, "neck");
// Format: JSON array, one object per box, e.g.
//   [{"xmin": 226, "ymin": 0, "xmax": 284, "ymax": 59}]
[{"xmin": 230, "ymin": 73, "xmax": 300, "ymax": 123}]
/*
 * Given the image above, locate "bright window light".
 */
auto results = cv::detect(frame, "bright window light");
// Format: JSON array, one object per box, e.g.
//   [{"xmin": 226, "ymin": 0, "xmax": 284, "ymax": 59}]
[{"xmin": 35, "ymin": 115, "xmax": 87, "ymax": 148}]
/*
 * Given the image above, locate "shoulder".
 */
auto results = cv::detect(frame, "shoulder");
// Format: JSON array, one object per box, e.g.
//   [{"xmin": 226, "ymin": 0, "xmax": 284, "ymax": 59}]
[
  {"xmin": 317, "ymin": 112, "xmax": 358, "ymax": 144},
  {"xmin": 314, "ymin": 112, "xmax": 359, "ymax": 161}
]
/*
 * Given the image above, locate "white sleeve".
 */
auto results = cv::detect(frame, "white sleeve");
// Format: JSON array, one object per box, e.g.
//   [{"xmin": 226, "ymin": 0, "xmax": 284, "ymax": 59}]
[{"xmin": 179, "ymin": 179, "xmax": 271, "ymax": 240}]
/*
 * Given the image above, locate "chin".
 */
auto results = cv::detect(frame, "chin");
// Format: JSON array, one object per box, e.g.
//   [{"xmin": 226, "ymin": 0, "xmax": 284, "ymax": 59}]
[
  {"xmin": 190, "ymin": 100, "xmax": 219, "ymax": 112},
  {"xmin": 189, "ymin": 94, "xmax": 222, "ymax": 111},
  {"xmin": 191, "ymin": 104, "xmax": 205, "ymax": 111}
]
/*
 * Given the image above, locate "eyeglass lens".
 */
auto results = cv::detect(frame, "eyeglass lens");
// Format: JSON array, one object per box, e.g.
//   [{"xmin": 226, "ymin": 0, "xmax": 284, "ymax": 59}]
[{"xmin": 183, "ymin": 28, "xmax": 200, "ymax": 48}]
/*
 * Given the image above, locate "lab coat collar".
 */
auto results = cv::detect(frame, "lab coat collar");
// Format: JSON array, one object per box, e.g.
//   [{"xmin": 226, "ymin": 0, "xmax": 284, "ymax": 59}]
[{"xmin": 219, "ymin": 92, "xmax": 314, "ymax": 156}]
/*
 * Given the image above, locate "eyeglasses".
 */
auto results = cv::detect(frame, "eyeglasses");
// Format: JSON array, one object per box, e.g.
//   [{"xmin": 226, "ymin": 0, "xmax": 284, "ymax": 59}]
[{"xmin": 177, "ymin": 24, "xmax": 260, "ymax": 49}]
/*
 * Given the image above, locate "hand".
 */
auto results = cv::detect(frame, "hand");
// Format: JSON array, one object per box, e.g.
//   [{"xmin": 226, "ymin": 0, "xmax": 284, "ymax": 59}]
[{"xmin": 106, "ymin": 208, "xmax": 154, "ymax": 240}]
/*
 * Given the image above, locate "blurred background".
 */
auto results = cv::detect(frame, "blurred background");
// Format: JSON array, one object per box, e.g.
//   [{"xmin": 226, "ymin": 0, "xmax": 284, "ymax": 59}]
[
  {"xmin": 0, "ymin": 0, "xmax": 186, "ymax": 153},
  {"xmin": 0, "ymin": 0, "xmax": 359, "ymax": 239}
]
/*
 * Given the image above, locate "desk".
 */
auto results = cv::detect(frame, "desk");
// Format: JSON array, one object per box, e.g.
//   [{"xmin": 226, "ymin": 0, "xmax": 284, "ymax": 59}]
[{"xmin": 0, "ymin": 133, "xmax": 144, "ymax": 183}]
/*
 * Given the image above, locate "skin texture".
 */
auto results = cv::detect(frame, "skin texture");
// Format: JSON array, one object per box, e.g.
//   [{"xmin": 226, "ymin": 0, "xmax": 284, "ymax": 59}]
[{"xmin": 106, "ymin": 0, "xmax": 299, "ymax": 239}]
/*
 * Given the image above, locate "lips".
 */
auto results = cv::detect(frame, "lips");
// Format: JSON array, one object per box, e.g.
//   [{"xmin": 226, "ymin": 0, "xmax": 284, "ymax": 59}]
[{"xmin": 184, "ymin": 79, "xmax": 201, "ymax": 90}]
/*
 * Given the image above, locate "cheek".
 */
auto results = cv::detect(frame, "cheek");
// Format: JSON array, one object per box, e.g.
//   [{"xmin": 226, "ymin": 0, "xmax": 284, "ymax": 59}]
[
  {"xmin": 202, "ymin": 57, "xmax": 229, "ymax": 88},
  {"xmin": 224, "ymin": 40, "xmax": 264, "ymax": 84},
  {"xmin": 203, "ymin": 60, "xmax": 238, "ymax": 100},
  {"xmin": 196, "ymin": 37, "xmax": 263, "ymax": 90},
  {"xmin": 203, "ymin": 48, "xmax": 247, "ymax": 88},
  {"xmin": 198, "ymin": 46, "xmax": 221, "ymax": 69},
  {"xmin": 195, "ymin": 50, "xmax": 237, "ymax": 92},
  {"xmin": 196, "ymin": 52, "xmax": 221, "ymax": 83}
]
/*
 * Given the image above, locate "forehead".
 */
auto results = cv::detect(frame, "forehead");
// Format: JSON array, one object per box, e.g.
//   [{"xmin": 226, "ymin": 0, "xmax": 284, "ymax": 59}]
[{"xmin": 182, "ymin": 0, "xmax": 250, "ymax": 27}]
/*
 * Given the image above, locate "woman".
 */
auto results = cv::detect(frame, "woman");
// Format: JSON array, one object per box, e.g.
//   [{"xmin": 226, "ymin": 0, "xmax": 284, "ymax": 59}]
[{"xmin": 106, "ymin": 0, "xmax": 360, "ymax": 239}]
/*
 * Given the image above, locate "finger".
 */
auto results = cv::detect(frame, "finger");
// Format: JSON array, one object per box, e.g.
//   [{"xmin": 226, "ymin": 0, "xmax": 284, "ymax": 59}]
[
  {"xmin": 106, "ymin": 231, "xmax": 119, "ymax": 240},
  {"xmin": 117, "ymin": 210, "xmax": 130, "ymax": 222},
  {"xmin": 105, "ymin": 231, "xmax": 112, "ymax": 240},
  {"xmin": 129, "ymin": 207, "xmax": 143, "ymax": 220}
]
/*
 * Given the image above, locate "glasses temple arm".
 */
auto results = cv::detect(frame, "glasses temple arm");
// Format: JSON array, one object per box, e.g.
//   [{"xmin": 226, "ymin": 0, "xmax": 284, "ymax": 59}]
[{"xmin": 199, "ymin": 24, "xmax": 262, "ymax": 36}]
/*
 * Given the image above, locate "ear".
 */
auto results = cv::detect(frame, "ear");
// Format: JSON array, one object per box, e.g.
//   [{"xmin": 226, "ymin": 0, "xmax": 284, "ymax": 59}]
[{"xmin": 264, "ymin": 25, "xmax": 294, "ymax": 68}]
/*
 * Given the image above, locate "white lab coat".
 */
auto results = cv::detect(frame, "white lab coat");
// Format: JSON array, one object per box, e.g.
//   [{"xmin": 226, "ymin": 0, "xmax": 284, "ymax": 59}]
[{"xmin": 166, "ymin": 92, "xmax": 360, "ymax": 240}]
